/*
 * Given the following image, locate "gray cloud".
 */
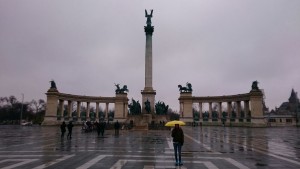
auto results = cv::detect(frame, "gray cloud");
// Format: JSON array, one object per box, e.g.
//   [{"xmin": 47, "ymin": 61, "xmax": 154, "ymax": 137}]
[{"xmin": 1, "ymin": 0, "xmax": 299, "ymax": 111}]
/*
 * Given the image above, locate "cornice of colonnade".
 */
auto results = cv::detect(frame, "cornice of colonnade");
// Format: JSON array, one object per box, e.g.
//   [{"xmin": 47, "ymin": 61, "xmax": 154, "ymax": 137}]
[
  {"xmin": 46, "ymin": 90, "xmax": 117, "ymax": 103},
  {"xmin": 179, "ymin": 92, "xmax": 252, "ymax": 103}
]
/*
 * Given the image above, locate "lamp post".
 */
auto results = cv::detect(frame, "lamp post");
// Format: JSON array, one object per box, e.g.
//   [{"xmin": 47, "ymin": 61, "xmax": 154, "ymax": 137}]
[{"xmin": 20, "ymin": 93, "xmax": 24, "ymax": 125}]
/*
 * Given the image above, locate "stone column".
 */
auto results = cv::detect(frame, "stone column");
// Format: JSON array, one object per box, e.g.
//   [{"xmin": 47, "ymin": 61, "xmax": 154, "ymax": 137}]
[
  {"xmin": 86, "ymin": 102, "xmax": 90, "ymax": 121},
  {"xmin": 141, "ymin": 13, "xmax": 156, "ymax": 114},
  {"xmin": 244, "ymin": 100, "xmax": 250, "ymax": 119},
  {"xmin": 208, "ymin": 102, "xmax": 212, "ymax": 122},
  {"xmin": 236, "ymin": 101, "xmax": 241, "ymax": 121},
  {"xmin": 67, "ymin": 100, "xmax": 72, "ymax": 120},
  {"xmin": 218, "ymin": 102, "xmax": 222, "ymax": 119},
  {"xmin": 96, "ymin": 102, "xmax": 99, "ymax": 120},
  {"xmin": 105, "ymin": 103, "xmax": 109, "ymax": 120},
  {"xmin": 227, "ymin": 102, "xmax": 232, "ymax": 119},
  {"xmin": 77, "ymin": 101, "xmax": 81, "ymax": 120},
  {"xmin": 199, "ymin": 102, "xmax": 202, "ymax": 120}
]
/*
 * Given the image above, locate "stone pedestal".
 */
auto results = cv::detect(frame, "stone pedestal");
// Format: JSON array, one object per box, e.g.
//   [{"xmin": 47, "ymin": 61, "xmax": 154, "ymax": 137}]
[
  {"xmin": 115, "ymin": 93, "xmax": 129, "ymax": 122},
  {"xmin": 249, "ymin": 90, "xmax": 267, "ymax": 127},
  {"xmin": 43, "ymin": 88, "xmax": 59, "ymax": 125},
  {"xmin": 178, "ymin": 92, "xmax": 193, "ymax": 122},
  {"xmin": 141, "ymin": 90, "xmax": 156, "ymax": 114}
]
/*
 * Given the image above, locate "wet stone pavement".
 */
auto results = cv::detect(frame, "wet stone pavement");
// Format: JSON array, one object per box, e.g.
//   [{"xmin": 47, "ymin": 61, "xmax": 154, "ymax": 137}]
[{"xmin": 0, "ymin": 125, "xmax": 299, "ymax": 169}]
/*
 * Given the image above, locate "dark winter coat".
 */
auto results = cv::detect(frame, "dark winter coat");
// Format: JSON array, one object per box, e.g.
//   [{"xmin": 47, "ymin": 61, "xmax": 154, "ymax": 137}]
[{"xmin": 172, "ymin": 127, "xmax": 184, "ymax": 145}]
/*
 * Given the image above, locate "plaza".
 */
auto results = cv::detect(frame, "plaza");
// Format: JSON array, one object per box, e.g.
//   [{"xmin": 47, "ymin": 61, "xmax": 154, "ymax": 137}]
[{"xmin": 0, "ymin": 125, "xmax": 299, "ymax": 169}]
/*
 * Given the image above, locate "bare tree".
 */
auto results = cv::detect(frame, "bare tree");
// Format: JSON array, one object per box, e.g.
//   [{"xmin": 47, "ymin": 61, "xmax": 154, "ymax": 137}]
[{"xmin": 30, "ymin": 99, "xmax": 46, "ymax": 113}]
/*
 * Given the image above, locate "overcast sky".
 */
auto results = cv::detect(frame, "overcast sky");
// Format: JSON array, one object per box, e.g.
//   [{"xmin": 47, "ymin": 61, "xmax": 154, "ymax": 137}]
[{"xmin": 1, "ymin": 0, "xmax": 299, "ymax": 111}]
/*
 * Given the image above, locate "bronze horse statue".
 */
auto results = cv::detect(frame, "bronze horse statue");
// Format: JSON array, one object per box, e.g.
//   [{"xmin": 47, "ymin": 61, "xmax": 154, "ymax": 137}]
[
  {"xmin": 115, "ymin": 83, "xmax": 129, "ymax": 94},
  {"xmin": 178, "ymin": 82, "xmax": 193, "ymax": 93}
]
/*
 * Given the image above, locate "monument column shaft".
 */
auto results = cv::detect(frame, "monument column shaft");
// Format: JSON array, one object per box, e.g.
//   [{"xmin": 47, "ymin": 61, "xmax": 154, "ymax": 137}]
[{"xmin": 145, "ymin": 34, "xmax": 153, "ymax": 90}]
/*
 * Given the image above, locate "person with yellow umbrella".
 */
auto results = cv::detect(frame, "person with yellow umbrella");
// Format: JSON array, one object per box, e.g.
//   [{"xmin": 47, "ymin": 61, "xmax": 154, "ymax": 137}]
[{"xmin": 165, "ymin": 120, "xmax": 185, "ymax": 166}]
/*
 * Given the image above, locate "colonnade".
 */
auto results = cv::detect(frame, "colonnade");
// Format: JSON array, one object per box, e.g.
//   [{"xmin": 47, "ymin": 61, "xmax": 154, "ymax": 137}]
[
  {"xmin": 43, "ymin": 88, "xmax": 128, "ymax": 125},
  {"xmin": 57, "ymin": 99, "xmax": 112, "ymax": 121},
  {"xmin": 179, "ymin": 90, "xmax": 266, "ymax": 127},
  {"xmin": 183, "ymin": 100, "xmax": 251, "ymax": 122}
]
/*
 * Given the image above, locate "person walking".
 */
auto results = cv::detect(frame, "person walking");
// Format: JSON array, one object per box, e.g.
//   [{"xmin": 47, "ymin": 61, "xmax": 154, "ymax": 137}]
[
  {"xmin": 114, "ymin": 120, "xmax": 120, "ymax": 136},
  {"xmin": 67, "ymin": 121, "xmax": 74, "ymax": 139},
  {"xmin": 60, "ymin": 121, "xmax": 66, "ymax": 138},
  {"xmin": 99, "ymin": 121, "xmax": 106, "ymax": 137},
  {"xmin": 171, "ymin": 124, "xmax": 184, "ymax": 166}
]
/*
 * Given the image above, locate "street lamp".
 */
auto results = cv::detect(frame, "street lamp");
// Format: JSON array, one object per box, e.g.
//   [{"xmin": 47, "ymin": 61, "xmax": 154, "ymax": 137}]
[{"xmin": 20, "ymin": 93, "xmax": 24, "ymax": 125}]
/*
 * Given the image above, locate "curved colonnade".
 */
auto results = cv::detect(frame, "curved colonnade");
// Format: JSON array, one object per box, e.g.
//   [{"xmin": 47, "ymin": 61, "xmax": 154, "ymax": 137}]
[
  {"xmin": 179, "ymin": 90, "xmax": 266, "ymax": 127},
  {"xmin": 43, "ymin": 88, "xmax": 128, "ymax": 125}
]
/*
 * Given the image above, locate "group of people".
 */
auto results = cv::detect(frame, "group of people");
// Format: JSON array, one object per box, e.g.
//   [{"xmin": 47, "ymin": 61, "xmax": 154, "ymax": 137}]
[
  {"xmin": 61, "ymin": 120, "xmax": 121, "ymax": 138},
  {"xmin": 60, "ymin": 120, "xmax": 184, "ymax": 166},
  {"xmin": 60, "ymin": 121, "xmax": 73, "ymax": 139}
]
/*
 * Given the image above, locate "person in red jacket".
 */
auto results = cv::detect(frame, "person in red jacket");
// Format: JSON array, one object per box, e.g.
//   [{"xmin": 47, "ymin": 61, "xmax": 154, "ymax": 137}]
[{"xmin": 172, "ymin": 124, "xmax": 184, "ymax": 166}]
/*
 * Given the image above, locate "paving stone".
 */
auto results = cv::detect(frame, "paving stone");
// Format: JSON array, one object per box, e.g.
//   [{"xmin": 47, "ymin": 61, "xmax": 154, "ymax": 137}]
[{"xmin": 0, "ymin": 125, "xmax": 299, "ymax": 168}]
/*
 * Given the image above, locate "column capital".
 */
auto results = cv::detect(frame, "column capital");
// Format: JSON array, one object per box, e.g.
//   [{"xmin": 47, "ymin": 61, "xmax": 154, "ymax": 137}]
[{"xmin": 144, "ymin": 25, "xmax": 154, "ymax": 35}]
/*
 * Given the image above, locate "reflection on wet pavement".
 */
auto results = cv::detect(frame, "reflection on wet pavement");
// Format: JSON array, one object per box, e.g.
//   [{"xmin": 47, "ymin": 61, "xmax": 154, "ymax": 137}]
[{"xmin": 0, "ymin": 125, "xmax": 299, "ymax": 168}]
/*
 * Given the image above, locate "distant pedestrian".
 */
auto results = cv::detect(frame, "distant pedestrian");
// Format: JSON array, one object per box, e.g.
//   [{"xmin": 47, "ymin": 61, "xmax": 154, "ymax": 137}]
[
  {"xmin": 114, "ymin": 120, "xmax": 120, "ymax": 136},
  {"xmin": 172, "ymin": 124, "xmax": 184, "ymax": 166},
  {"xmin": 67, "ymin": 121, "xmax": 74, "ymax": 139},
  {"xmin": 99, "ymin": 121, "xmax": 106, "ymax": 137},
  {"xmin": 96, "ymin": 121, "xmax": 101, "ymax": 136},
  {"xmin": 60, "ymin": 121, "xmax": 66, "ymax": 138}
]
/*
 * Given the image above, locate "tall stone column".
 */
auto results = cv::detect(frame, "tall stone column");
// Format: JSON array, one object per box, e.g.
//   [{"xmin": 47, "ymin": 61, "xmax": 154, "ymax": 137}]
[{"xmin": 141, "ymin": 10, "xmax": 156, "ymax": 114}]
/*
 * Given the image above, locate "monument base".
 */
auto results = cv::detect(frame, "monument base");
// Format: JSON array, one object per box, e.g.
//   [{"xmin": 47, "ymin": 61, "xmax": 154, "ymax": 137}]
[
  {"xmin": 141, "ymin": 89, "xmax": 156, "ymax": 114},
  {"xmin": 250, "ymin": 117, "xmax": 267, "ymax": 127},
  {"xmin": 42, "ymin": 116, "xmax": 60, "ymax": 125}
]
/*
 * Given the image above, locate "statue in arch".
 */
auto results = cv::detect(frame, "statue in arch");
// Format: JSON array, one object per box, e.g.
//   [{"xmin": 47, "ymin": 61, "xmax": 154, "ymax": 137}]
[
  {"xmin": 145, "ymin": 9, "xmax": 153, "ymax": 26},
  {"xmin": 144, "ymin": 99, "xmax": 151, "ymax": 113},
  {"xmin": 50, "ymin": 80, "xmax": 57, "ymax": 89}
]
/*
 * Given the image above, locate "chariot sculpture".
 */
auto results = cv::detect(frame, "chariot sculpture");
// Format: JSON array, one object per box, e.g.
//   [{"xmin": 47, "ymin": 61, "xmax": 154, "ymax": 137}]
[
  {"xmin": 178, "ymin": 82, "xmax": 193, "ymax": 93},
  {"xmin": 115, "ymin": 83, "xmax": 129, "ymax": 94}
]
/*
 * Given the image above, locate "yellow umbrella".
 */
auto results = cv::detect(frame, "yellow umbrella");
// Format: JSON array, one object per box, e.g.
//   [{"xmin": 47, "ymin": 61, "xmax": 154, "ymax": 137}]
[{"xmin": 165, "ymin": 120, "xmax": 186, "ymax": 127}]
